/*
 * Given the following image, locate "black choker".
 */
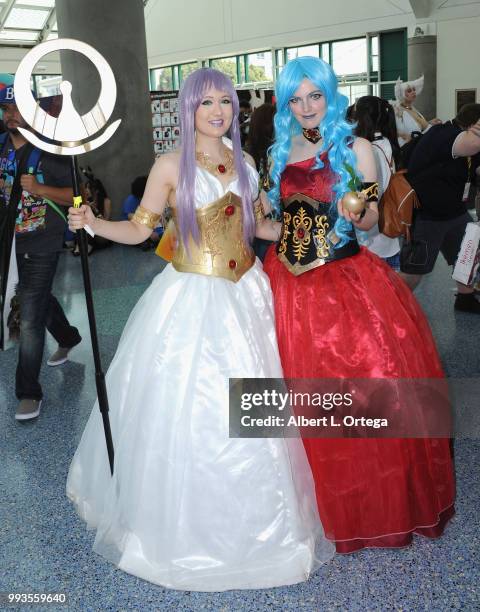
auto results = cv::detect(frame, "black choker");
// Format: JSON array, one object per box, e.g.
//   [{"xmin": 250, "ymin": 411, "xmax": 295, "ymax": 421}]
[{"xmin": 302, "ymin": 128, "xmax": 321, "ymax": 144}]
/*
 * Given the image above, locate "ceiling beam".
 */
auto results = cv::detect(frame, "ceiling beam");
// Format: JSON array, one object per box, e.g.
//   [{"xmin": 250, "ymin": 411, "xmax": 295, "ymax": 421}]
[{"xmin": 408, "ymin": 0, "xmax": 432, "ymax": 18}]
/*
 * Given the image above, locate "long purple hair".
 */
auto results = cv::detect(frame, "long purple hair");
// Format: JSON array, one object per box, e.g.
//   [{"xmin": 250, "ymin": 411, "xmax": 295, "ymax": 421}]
[{"xmin": 176, "ymin": 68, "xmax": 254, "ymax": 248}]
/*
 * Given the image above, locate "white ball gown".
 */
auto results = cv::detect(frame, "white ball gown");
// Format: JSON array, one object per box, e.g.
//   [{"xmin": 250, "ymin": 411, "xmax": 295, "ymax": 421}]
[{"xmin": 66, "ymin": 164, "xmax": 334, "ymax": 591}]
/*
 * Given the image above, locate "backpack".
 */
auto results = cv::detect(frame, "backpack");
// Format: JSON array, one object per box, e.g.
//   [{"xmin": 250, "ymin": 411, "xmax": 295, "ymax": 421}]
[{"xmin": 373, "ymin": 143, "xmax": 420, "ymax": 241}]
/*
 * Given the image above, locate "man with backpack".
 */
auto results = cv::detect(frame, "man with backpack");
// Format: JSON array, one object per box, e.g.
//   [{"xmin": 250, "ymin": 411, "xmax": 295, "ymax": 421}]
[
  {"xmin": 0, "ymin": 80, "xmax": 81, "ymax": 421},
  {"xmin": 400, "ymin": 103, "xmax": 480, "ymax": 314}
]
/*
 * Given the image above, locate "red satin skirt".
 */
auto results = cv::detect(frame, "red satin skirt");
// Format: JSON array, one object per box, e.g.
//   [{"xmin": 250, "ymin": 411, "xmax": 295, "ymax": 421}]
[{"xmin": 264, "ymin": 246, "xmax": 456, "ymax": 553}]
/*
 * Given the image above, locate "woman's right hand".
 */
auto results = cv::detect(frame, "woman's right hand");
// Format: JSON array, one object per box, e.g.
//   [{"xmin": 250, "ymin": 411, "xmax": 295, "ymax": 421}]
[{"xmin": 68, "ymin": 204, "xmax": 96, "ymax": 233}]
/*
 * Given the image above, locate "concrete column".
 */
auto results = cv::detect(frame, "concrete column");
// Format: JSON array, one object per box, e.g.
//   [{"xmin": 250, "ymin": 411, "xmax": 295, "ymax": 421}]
[
  {"xmin": 56, "ymin": 0, "xmax": 154, "ymax": 216},
  {"xmin": 408, "ymin": 35, "xmax": 437, "ymax": 120}
]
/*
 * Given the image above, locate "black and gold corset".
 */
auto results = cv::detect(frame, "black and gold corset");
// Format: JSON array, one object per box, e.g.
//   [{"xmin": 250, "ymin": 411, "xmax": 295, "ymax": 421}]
[{"xmin": 277, "ymin": 193, "xmax": 360, "ymax": 276}]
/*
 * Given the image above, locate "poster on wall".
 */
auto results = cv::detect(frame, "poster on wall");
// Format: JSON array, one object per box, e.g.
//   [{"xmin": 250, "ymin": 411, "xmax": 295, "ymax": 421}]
[
  {"xmin": 455, "ymin": 89, "xmax": 477, "ymax": 115},
  {"xmin": 150, "ymin": 91, "xmax": 179, "ymax": 158}
]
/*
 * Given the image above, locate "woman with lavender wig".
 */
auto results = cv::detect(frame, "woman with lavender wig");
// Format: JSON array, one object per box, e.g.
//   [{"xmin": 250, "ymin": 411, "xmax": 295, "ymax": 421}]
[{"xmin": 66, "ymin": 68, "xmax": 334, "ymax": 591}]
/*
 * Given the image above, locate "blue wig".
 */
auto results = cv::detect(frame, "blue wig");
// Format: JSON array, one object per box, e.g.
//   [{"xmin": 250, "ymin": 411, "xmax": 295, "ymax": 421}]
[{"xmin": 268, "ymin": 56, "xmax": 358, "ymax": 245}]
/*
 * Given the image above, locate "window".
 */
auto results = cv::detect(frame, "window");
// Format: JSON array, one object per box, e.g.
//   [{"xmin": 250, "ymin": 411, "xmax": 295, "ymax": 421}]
[
  {"xmin": 321, "ymin": 43, "xmax": 330, "ymax": 64},
  {"xmin": 338, "ymin": 82, "xmax": 369, "ymax": 105},
  {"xmin": 286, "ymin": 44, "xmax": 320, "ymax": 62},
  {"xmin": 35, "ymin": 74, "xmax": 62, "ymax": 98},
  {"xmin": 275, "ymin": 49, "xmax": 285, "ymax": 78},
  {"xmin": 178, "ymin": 62, "xmax": 198, "ymax": 84},
  {"xmin": 246, "ymin": 52, "xmax": 273, "ymax": 83},
  {"xmin": 331, "ymin": 39, "xmax": 367, "ymax": 76},
  {"xmin": 370, "ymin": 36, "xmax": 379, "ymax": 74},
  {"xmin": 151, "ymin": 67, "xmax": 174, "ymax": 91},
  {"xmin": 210, "ymin": 56, "xmax": 239, "ymax": 84}
]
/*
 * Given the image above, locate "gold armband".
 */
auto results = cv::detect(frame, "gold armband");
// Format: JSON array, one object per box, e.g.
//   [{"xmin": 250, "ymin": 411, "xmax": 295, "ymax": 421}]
[
  {"xmin": 254, "ymin": 201, "xmax": 265, "ymax": 223},
  {"xmin": 131, "ymin": 205, "xmax": 161, "ymax": 229},
  {"xmin": 359, "ymin": 182, "xmax": 379, "ymax": 203}
]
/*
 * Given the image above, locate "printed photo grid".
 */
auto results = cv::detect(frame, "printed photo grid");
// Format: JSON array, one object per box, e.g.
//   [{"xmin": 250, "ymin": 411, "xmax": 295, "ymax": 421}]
[{"xmin": 151, "ymin": 92, "xmax": 180, "ymax": 157}]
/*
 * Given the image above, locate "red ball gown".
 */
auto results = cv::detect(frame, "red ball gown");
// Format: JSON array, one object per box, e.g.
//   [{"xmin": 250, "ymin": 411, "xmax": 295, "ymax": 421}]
[{"xmin": 263, "ymin": 154, "xmax": 455, "ymax": 553}]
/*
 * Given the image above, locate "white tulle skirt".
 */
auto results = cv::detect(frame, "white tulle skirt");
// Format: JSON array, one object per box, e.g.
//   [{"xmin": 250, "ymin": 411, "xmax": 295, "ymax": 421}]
[{"xmin": 67, "ymin": 260, "xmax": 334, "ymax": 591}]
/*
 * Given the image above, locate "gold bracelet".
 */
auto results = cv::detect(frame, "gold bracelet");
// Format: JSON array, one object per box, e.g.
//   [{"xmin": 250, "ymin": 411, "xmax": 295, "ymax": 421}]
[{"xmin": 131, "ymin": 205, "xmax": 161, "ymax": 229}]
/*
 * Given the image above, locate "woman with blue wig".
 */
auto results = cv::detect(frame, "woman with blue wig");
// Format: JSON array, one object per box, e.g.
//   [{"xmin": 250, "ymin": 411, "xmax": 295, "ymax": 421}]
[
  {"xmin": 65, "ymin": 68, "xmax": 334, "ymax": 590},
  {"xmin": 263, "ymin": 57, "xmax": 455, "ymax": 553}
]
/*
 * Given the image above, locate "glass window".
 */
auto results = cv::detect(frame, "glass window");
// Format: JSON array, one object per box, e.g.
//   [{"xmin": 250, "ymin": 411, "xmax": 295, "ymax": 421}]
[
  {"xmin": 19, "ymin": 0, "xmax": 55, "ymax": 6},
  {"xmin": 321, "ymin": 43, "xmax": 330, "ymax": 64},
  {"xmin": 0, "ymin": 29, "xmax": 39, "ymax": 41},
  {"xmin": 286, "ymin": 44, "xmax": 319, "ymax": 62},
  {"xmin": 178, "ymin": 62, "xmax": 198, "ymax": 84},
  {"xmin": 151, "ymin": 67, "xmax": 174, "ymax": 91},
  {"xmin": 237, "ymin": 56, "xmax": 245, "ymax": 83},
  {"xmin": 332, "ymin": 38, "xmax": 367, "ymax": 76},
  {"xmin": 35, "ymin": 74, "xmax": 62, "ymax": 98},
  {"xmin": 370, "ymin": 35, "xmax": 379, "ymax": 75},
  {"xmin": 246, "ymin": 51, "xmax": 272, "ymax": 82},
  {"xmin": 210, "ymin": 56, "xmax": 238, "ymax": 83},
  {"xmin": 338, "ymin": 83, "xmax": 369, "ymax": 105},
  {"xmin": 5, "ymin": 7, "xmax": 49, "ymax": 29}
]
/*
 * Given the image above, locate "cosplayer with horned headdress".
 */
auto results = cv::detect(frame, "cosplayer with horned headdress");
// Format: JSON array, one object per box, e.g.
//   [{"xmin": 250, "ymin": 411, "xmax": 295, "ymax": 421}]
[
  {"xmin": 392, "ymin": 74, "xmax": 441, "ymax": 145},
  {"xmin": 66, "ymin": 67, "xmax": 334, "ymax": 591},
  {"xmin": 262, "ymin": 56, "xmax": 455, "ymax": 553}
]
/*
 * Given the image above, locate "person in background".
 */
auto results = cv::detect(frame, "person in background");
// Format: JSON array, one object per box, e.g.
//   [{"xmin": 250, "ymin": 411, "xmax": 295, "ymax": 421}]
[
  {"xmin": 238, "ymin": 99, "xmax": 252, "ymax": 148},
  {"xmin": 73, "ymin": 176, "xmax": 112, "ymax": 256},
  {"xmin": 352, "ymin": 95, "xmax": 402, "ymax": 270},
  {"xmin": 401, "ymin": 103, "xmax": 480, "ymax": 313},
  {"xmin": 392, "ymin": 75, "xmax": 441, "ymax": 146},
  {"xmin": 122, "ymin": 175, "xmax": 160, "ymax": 249},
  {"xmin": 245, "ymin": 102, "xmax": 276, "ymax": 261},
  {"xmin": 0, "ymin": 81, "xmax": 81, "ymax": 421}
]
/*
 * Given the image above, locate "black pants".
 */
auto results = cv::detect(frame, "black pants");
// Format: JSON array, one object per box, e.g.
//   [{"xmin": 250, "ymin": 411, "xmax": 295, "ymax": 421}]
[{"xmin": 15, "ymin": 252, "xmax": 81, "ymax": 400}]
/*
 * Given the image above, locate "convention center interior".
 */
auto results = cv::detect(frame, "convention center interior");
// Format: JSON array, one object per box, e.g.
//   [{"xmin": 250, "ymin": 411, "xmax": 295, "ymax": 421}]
[{"xmin": 0, "ymin": 0, "xmax": 479, "ymax": 609}]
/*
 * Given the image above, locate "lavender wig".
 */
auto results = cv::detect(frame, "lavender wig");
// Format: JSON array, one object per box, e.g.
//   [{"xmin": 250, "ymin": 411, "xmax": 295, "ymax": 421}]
[{"xmin": 176, "ymin": 68, "xmax": 254, "ymax": 248}]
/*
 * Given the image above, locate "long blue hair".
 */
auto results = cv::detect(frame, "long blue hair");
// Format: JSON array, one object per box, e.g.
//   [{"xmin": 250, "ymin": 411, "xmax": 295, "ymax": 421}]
[{"xmin": 268, "ymin": 57, "xmax": 357, "ymax": 245}]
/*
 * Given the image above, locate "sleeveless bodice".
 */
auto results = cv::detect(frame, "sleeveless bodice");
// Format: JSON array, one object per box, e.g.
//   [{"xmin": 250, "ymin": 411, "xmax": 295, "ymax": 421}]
[{"xmin": 276, "ymin": 155, "xmax": 359, "ymax": 276}]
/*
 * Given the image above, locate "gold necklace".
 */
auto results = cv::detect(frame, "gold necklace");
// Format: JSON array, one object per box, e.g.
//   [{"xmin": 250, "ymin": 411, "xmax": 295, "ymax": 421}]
[{"xmin": 195, "ymin": 148, "xmax": 234, "ymax": 175}]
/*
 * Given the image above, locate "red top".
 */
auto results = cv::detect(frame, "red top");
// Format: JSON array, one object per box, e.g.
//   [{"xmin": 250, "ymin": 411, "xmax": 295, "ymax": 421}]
[{"xmin": 280, "ymin": 152, "xmax": 337, "ymax": 202}]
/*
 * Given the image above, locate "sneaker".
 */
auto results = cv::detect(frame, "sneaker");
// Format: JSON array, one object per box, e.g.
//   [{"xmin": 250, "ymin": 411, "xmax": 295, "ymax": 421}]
[
  {"xmin": 47, "ymin": 339, "xmax": 81, "ymax": 366},
  {"xmin": 16, "ymin": 399, "xmax": 42, "ymax": 421},
  {"xmin": 454, "ymin": 292, "xmax": 480, "ymax": 314}
]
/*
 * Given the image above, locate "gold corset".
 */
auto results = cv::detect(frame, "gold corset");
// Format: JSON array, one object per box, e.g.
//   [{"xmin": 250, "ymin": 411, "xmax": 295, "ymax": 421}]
[{"xmin": 171, "ymin": 191, "xmax": 255, "ymax": 282}]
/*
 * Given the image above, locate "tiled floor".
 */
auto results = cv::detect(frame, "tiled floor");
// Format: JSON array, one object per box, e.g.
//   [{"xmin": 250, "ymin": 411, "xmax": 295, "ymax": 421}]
[{"xmin": 0, "ymin": 244, "xmax": 478, "ymax": 611}]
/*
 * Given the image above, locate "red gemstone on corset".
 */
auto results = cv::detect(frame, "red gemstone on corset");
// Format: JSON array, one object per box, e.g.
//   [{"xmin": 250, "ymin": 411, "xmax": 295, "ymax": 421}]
[
  {"xmin": 225, "ymin": 205, "xmax": 235, "ymax": 216},
  {"xmin": 297, "ymin": 228, "xmax": 305, "ymax": 239},
  {"xmin": 217, "ymin": 164, "xmax": 226, "ymax": 174},
  {"xmin": 229, "ymin": 259, "xmax": 237, "ymax": 269}
]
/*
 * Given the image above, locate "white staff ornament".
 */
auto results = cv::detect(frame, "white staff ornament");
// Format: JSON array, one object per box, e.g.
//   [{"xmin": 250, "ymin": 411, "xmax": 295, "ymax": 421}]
[
  {"xmin": 14, "ymin": 38, "xmax": 118, "ymax": 474},
  {"xmin": 14, "ymin": 38, "xmax": 121, "ymax": 155}
]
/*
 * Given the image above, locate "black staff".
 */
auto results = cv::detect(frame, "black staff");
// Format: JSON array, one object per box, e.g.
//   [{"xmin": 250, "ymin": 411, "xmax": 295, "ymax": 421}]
[{"xmin": 71, "ymin": 155, "xmax": 114, "ymax": 475}]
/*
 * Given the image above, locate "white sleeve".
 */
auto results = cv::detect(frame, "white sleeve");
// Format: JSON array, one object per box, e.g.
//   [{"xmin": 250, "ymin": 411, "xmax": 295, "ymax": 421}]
[{"xmin": 372, "ymin": 142, "xmax": 392, "ymax": 198}]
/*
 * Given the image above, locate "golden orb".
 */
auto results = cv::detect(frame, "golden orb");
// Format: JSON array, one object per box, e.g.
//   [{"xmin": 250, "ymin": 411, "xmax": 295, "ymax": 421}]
[{"xmin": 341, "ymin": 191, "xmax": 366, "ymax": 215}]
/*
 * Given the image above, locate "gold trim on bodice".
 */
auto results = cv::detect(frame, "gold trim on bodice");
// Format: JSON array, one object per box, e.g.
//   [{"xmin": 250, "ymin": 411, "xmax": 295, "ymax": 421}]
[
  {"xmin": 277, "ymin": 192, "xmax": 360, "ymax": 276},
  {"xmin": 278, "ymin": 193, "xmax": 331, "ymax": 276},
  {"xmin": 171, "ymin": 191, "xmax": 255, "ymax": 282}
]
